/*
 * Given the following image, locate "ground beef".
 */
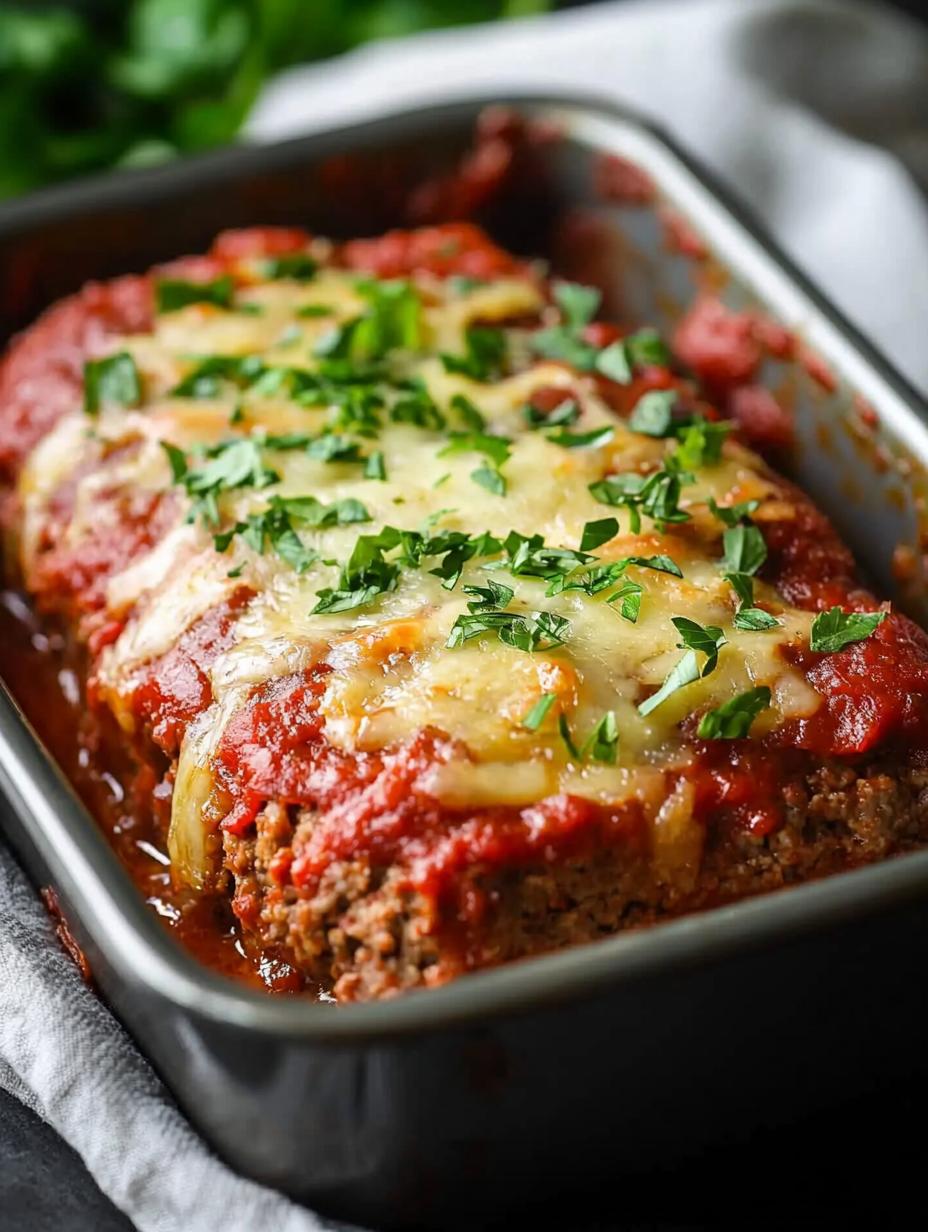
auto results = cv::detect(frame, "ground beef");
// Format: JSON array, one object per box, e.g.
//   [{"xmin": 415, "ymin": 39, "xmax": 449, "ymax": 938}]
[{"xmin": 223, "ymin": 755, "xmax": 928, "ymax": 1001}]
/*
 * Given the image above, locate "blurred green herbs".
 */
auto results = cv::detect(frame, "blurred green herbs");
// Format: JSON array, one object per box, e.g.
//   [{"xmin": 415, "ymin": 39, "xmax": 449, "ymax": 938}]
[{"xmin": 0, "ymin": 0, "xmax": 552, "ymax": 198}]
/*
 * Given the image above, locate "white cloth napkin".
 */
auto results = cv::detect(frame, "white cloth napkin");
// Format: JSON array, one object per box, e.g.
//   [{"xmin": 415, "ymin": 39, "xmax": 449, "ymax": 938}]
[{"xmin": 2, "ymin": 2, "xmax": 927, "ymax": 1230}]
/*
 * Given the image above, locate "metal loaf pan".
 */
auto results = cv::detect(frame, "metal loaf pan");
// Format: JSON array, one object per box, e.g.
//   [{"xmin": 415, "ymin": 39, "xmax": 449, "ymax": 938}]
[{"xmin": 2, "ymin": 96, "xmax": 928, "ymax": 1229}]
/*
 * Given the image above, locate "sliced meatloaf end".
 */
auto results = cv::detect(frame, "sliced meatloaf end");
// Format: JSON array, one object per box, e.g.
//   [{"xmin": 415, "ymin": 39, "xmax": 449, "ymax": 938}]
[{"xmin": 222, "ymin": 755, "xmax": 928, "ymax": 1001}]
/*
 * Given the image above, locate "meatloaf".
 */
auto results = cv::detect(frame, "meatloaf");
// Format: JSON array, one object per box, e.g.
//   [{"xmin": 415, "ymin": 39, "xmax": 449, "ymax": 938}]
[{"xmin": 3, "ymin": 222, "xmax": 928, "ymax": 1002}]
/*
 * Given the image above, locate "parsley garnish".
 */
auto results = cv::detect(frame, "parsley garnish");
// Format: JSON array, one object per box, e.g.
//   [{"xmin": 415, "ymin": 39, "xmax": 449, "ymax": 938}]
[
  {"xmin": 625, "ymin": 329, "xmax": 670, "ymax": 367},
  {"xmin": 530, "ymin": 282, "xmax": 612, "ymax": 375},
  {"xmin": 364, "ymin": 450, "xmax": 387, "ymax": 481},
  {"xmin": 311, "ymin": 530, "xmax": 402, "ymax": 614},
  {"xmin": 697, "ymin": 686, "xmax": 771, "ymax": 739},
  {"xmin": 522, "ymin": 398, "xmax": 580, "ymax": 429},
  {"xmin": 638, "ymin": 617, "xmax": 726, "ymax": 716},
  {"xmin": 554, "ymin": 281, "xmax": 601, "ymax": 329},
  {"xmin": 390, "ymin": 390, "xmax": 446, "ymax": 431},
  {"xmin": 83, "ymin": 352, "xmax": 141, "ymax": 416},
  {"xmin": 583, "ymin": 710, "xmax": 619, "ymax": 763},
  {"xmin": 733, "ymin": 607, "xmax": 780, "ymax": 631},
  {"xmin": 439, "ymin": 431, "xmax": 511, "ymax": 494},
  {"xmin": 628, "ymin": 390, "xmax": 677, "ymax": 436},
  {"xmin": 628, "ymin": 395, "xmax": 730, "ymax": 467},
  {"xmin": 674, "ymin": 418, "xmax": 730, "ymax": 468},
  {"xmin": 547, "ymin": 425, "xmax": 614, "ymax": 449},
  {"xmin": 213, "ymin": 494, "xmax": 370, "ymax": 574},
  {"xmin": 721, "ymin": 524, "xmax": 767, "ymax": 576},
  {"xmin": 446, "ymin": 608, "xmax": 570, "ymax": 652},
  {"xmin": 589, "ymin": 458, "xmax": 692, "ymax": 533},
  {"xmin": 260, "ymin": 253, "xmax": 317, "ymax": 281},
  {"xmin": 439, "ymin": 432, "xmax": 511, "ymax": 469},
  {"xmin": 155, "ymin": 276, "xmax": 235, "ymax": 313},
  {"xmin": 315, "ymin": 278, "xmax": 423, "ymax": 363},
  {"xmin": 608, "ymin": 580, "xmax": 643, "ymax": 623},
  {"xmin": 580, "ymin": 518, "xmax": 618, "ymax": 552},
  {"xmin": 440, "ymin": 326, "xmax": 507, "ymax": 381},
  {"xmin": 449, "ymin": 393, "xmax": 487, "ymax": 432},
  {"xmin": 297, "ymin": 304, "xmax": 333, "ymax": 318},
  {"xmin": 557, "ymin": 709, "xmax": 619, "ymax": 763},
  {"xmin": 471, "ymin": 465, "xmax": 506, "ymax": 496},
  {"xmin": 163, "ymin": 438, "xmax": 279, "ymax": 525},
  {"xmin": 809, "ymin": 607, "xmax": 887, "ymax": 653},
  {"xmin": 708, "ymin": 497, "xmax": 760, "ymax": 527},
  {"xmin": 463, "ymin": 580, "xmax": 514, "ymax": 611},
  {"xmin": 521, "ymin": 692, "xmax": 558, "ymax": 731}
]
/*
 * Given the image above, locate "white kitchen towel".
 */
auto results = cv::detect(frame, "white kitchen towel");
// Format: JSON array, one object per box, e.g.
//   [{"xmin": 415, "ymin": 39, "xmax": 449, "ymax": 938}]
[{"xmin": 2, "ymin": 2, "xmax": 928, "ymax": 1231}]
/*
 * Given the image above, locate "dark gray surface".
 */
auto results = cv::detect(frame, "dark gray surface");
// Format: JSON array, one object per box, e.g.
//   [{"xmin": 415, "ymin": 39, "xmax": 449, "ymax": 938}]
[{"xmin": 0, "ymin": 1086, "xmax": 132, "ymax": 1232}]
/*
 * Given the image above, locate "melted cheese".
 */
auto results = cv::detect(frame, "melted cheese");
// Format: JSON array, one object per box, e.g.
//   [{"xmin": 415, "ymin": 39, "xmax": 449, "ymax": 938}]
[{"xmin": 17, "ymin": 255, "xmax": 824, "ymax": 883}]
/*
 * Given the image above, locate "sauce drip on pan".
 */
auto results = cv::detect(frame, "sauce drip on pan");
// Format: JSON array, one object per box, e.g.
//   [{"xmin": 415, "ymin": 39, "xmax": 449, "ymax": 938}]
[{"xmin": 0, "ymin": 589, "xmax": 318, "ymax": 997}]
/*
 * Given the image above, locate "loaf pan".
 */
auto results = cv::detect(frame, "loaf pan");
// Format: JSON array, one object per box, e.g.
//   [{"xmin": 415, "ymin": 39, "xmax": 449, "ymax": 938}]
[{"xmin": 2, "ymin": 95, "xmax": 928, "ymax": 1229}]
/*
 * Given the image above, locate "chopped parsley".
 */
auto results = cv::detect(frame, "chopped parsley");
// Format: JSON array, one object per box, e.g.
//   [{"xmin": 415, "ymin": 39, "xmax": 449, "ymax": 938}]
[
  {"xmin": 628, "ymin": 390, "xmax": 677, "ymax": 437},
  {"xmin": 638, "ymin": 617, "xmax": 726, "ymax": 717},
  {"xmin": 315, "ymin": 278, "xmax": 423, "ymax": 364},
  {"xmin": 557, "ymin": 709, "xmax": 619, "ymax": 764},
  {"xmin": 213, "ymin": 494, "xmax": 369, "ymax": 574},
  {"xmin": 522, "ymin": 398, "xmax": 580, "ymax": 430},
  {"xmin": 531, "ymin": 282, "xmax": 605, "ymax": 374},
  {"xmin": 297, "ymin": 303, "xmax": 333, "ymax": 318},
  {"xmin": 589, "ymin": 457, "xmax": 692, "ymax": 533},
  {"xmin": 311, "ymin": 530, "xmax": 403, "ymax": 614},
  {"xmin": 439, "ymin": 430, "xmax": 511, "ymax": 495},
  {"xmin": 809, "ymin": 607, "xmax": 887, "ymax": 653},
  {"xmin": 521, "ymin": 692, "xmax": 558, "ymax": 731},
  {"xmin": 580, "ymin": 518, "xmax": 618, "ymax": 552},
  {"xmin": 440, "ymin": 326, "xmax": 507, "ymax": 381},
  {"xmin": 446, "ymin": 608, "xmax": 570, "ymax": 652},
  {"xmin": 449, "ymin": 393, "xmax": 487, "ymax": 433},
  {"xmin": 554, "ymin": 281, "xmax": 601, "ymax": 329},
  {"xmin": 260, "ymin": 253, "xmax": 318, "ymax": 282},
  {"xmin": 364, "ymin": 450, "xmax": 387, "ymax": 480},
  {"xmin": 674, "ymin": 417, "xmax": 730, "ymax": 468},
  {"xmin": 607, "ymin": 580, "xmax": 643, "ymax": 623},
  {"xmin": 547, "ymin": 424, "xmax": 614, "ymax": 450},
  {"xmin": 532, "ymin": 289, "xmax": 670, "ymax": 384},
  {"xmin": 471, "ymin": 464, "xmax": 506, "ymax": 495},
  {"xmin": 162, "ymin": 437, "xmax": 278, "ymax": 525},
  {"xmin": 625, "ymin": 328, "xmax": 670, "ymax": 367},
  {"xmin": 595, "ymin": 341, "xmax": 632, "ymax": 384},
  {"xmin": 83, "ymin": 352, "xmax": 141, "ymax": 416},
  {"xmin": 732, "ymin": 606, "xmax": 781, "ymax": 631},
  {"xmin": 390, "ymin": 390, "xmax": 446, "ymax": 431},
  {"xmin": 155, "ymin": 276, "xmax": 235, "ymax": 313},
  {"xmin": 697, "ymin": 686, "xmax": 772, "ymax": 740},
  {"xmin": 628, "ymin": 395, "xmax": 730, "ymax": 466},
  {"xmin": 708, "ymin": 497, "xmax": 760, "ymax": 527},
  {"xmin": 720, "ymin": 524, "xmax": 767, "ymax": 577},
  {"xmin": 463, "ymin": 580, "xmax": 515, "ymax": 612},
  {"xmin": 582, "ymin": 710, "xmax": 619, "ymax": 763}
]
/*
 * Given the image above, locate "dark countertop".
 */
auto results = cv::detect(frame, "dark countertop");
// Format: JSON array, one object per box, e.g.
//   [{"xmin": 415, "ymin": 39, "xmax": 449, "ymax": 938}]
[{"xmin": 0, "ymin": 1087, "xmax": 132, "ymax": 1232}]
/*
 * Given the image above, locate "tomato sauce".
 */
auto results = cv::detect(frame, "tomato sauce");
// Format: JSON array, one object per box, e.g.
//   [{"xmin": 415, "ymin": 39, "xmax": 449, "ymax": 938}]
[
  {"xmin": 0, "ymin": 590, "xmax": 308, "ymax": 993},
  {"xmin": 4, "ymin": 222, "xmax": 928, "ymax": 992}
]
